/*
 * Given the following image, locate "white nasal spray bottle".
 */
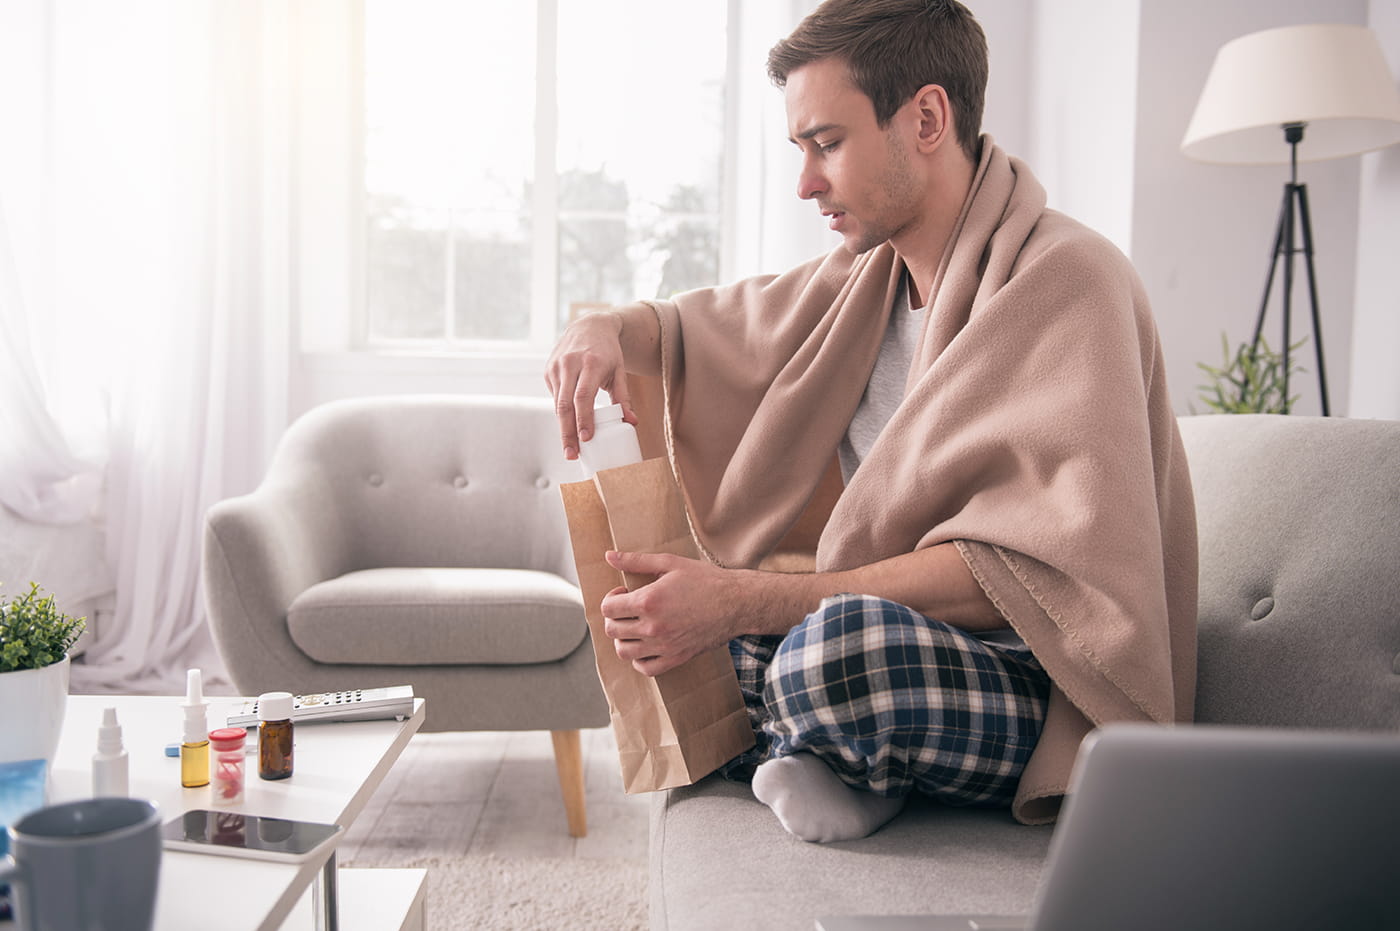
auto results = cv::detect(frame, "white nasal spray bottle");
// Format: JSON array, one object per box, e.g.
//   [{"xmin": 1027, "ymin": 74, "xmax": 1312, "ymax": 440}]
[
  {"xmin": 578, "ymin": 403, "xmax": 642, "ymax": 478},
  {"xmin": 92, "ymin": 706, "xmax": 129, "ymax": 797}
]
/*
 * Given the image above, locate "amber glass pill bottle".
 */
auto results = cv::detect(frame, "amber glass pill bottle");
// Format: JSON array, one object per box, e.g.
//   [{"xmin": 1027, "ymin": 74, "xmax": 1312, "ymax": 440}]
[{"xmin": 257, "ymin": 691, "xmax": 295, "ymax": 780}]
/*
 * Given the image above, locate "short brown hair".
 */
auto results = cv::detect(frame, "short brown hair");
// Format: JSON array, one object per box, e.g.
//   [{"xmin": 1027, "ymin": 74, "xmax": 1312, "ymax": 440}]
[{"xmin": 767, "ymin": 0, "xmax": 988, "ymax": 161}]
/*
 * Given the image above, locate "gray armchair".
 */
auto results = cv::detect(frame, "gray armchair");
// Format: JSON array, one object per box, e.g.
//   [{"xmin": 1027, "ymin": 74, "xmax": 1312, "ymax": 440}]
[{"xmin": 202, "ymin": 394, "xmax": 609, "ymax": 836}]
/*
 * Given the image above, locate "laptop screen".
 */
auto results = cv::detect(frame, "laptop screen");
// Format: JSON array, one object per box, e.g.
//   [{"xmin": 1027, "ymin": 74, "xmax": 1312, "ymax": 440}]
[{"xmin": 1030, "ymin": 724, "xmax": 1400, "ymax": 931}]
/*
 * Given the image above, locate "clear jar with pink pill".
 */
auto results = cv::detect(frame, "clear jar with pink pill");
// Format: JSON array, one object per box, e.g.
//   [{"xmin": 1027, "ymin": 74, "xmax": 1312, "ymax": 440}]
[{"xmin": 209, "ymin": 727, "xmax": 248, "ymax": 805}]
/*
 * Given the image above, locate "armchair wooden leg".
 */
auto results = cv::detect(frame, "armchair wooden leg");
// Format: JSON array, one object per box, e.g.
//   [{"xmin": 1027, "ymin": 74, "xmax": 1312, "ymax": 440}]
[{"xmin": 550, "ymin": 729, "xmax": 588, "ymax": 838}]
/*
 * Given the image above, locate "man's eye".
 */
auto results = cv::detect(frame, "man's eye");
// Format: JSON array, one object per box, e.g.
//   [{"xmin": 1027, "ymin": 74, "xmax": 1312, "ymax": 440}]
[{"xmin": 818, "ymin": 140, "xmax": 839, "ymax": 154}]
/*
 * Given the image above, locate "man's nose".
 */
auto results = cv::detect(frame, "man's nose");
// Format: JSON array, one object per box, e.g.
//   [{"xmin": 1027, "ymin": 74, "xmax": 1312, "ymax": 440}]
[{"xmin": 796, "ymin": 155, "xmax": 826, "ymax": 201}]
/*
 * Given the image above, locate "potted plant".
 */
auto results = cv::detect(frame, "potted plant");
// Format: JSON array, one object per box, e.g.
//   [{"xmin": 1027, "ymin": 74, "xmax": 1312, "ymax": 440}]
[
  {"xmin": 1195, "ymin": 332, "xmax": 1305, "ymax": 415},
  {"xmin": 0, "ymin": 584, "xmax": 86, "ymax": 767}
]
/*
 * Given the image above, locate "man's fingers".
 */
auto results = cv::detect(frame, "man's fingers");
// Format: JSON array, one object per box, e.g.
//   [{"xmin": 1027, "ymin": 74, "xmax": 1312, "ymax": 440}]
[
  {"xmin": 609, "ymin": 371, "xmax": 634, "ymax": 426},
  {"xmin": 632, "ymin": 654, "xmax": 679, "ymax": 677},
  {"xmin": 545, "ymin": 310, "xmax": 629, "ymax": 459},
  {"xmin": 553, "ymin": 391, "xmax": 581, "ymax": 460},
  {"xmin": 573, "ymin": 378, "xmax": 597, "ymax": 445},
  {"xmin": 605, "ymin": 549, "xmax": 675, "ymax": 576},
  {"xmin": 549, "ymin": 357, "xmax": 605, "ymax": 458},
  {"xmin": 602, "ymin": 613, "xmax": 642, "ymax": 642},
  {"xmin": 600, "ymin": 584, "xmax": 636, "ymax": 623},
  {"xmin": 612, "ymin": 634, "xmax": 668, "ymax": 674}
]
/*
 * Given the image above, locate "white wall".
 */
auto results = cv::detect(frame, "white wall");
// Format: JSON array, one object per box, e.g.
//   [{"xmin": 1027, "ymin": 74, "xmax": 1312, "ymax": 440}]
[
  {"xmin": 1025, "ymin": 0, "xmax": 1140, "ymax": 257},
  {"xmin": 974, "ymin": 1, "xmax": 1033, "ymax": 162},
  {"xmin": 1349, "ymin": 0, "xmax": 1400, "ymax": 419},
  {"xmin": 1132, "ymin": 0, "xmax": 1372, "ymax": 417}
]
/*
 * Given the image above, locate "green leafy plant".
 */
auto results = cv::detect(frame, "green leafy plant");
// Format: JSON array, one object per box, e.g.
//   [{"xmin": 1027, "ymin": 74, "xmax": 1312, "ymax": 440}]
[
  {"xmin": 1195, "ymin": 332, "xmax": 1305, "ymax": 415},
  {"xmin": 0, "ymin": 583, "xmax": 86, "ymax": 673}
]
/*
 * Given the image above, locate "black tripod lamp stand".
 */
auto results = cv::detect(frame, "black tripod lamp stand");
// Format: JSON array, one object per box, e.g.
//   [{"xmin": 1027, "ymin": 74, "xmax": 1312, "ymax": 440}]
[
  {"xmin": 1181, "ymin": 23, "xmax": 1400, "ymax": 415},
  {"xmin": 1251, "ymin": 121, "xmax": 1328, "ymax": 414}
]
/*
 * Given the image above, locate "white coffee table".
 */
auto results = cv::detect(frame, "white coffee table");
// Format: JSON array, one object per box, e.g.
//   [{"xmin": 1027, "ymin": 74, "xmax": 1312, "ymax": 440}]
[{"xmin": 48, "ymin": 694, "xmax": 426, "ymax": 931}]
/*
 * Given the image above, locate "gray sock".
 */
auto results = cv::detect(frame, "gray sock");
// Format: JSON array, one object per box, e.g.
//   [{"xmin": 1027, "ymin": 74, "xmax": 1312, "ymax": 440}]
[{"xmin": 751, "ymin": 752, "xmax": 906, "ymax": 843}]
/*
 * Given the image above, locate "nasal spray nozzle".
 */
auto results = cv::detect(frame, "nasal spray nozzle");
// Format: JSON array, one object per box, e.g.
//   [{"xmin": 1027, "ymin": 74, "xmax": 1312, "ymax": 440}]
[
  {"xmin": 180, "ymin": 667, "xmax": 210, "ymax": 787},
  {"xmin": 182, "ymin": 668, "xmax": 207, "ymax": 743}
]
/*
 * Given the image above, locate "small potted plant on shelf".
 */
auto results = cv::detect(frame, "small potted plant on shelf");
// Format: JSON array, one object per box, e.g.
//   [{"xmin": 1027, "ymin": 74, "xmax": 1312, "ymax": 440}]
[
  {"xmin": 1195, "ymin": 332, "xmax": 1305, "ymax": 415},
  {"xmin": 0, "ymin": 583, "xmax": 86, "ymax": 767}
]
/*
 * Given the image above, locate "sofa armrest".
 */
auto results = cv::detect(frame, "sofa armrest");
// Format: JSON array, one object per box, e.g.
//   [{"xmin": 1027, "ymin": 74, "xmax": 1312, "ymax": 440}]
[{"xmin": 202, "ymin": 466, "xmax": 353, "ymax": 690}]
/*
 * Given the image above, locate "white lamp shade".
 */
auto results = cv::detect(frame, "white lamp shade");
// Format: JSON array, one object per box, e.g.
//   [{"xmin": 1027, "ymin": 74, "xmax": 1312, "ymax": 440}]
[{"xmin": 1182, "ymin": 23, "xmax": 1400, "ymax": 165}]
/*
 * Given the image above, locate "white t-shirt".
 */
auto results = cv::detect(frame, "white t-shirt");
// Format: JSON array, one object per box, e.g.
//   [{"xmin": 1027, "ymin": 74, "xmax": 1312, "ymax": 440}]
[
  {"xmin": 838, "ymin": 272, "xmax": 1026, "ymax": 651},
  {"xmin": 837, "ymin": 274, "xmax": 924, "ymax": 485}
]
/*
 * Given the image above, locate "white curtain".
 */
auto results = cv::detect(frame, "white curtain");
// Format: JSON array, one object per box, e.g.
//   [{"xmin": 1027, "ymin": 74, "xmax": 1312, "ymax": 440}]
[
  {"xmin": 0, "ymin": 207, "xmax": 105, "ymax": 525},
  {"xmin": 0, "ymin": 0, "xmax": 290, "ymax": 692},
  {"xmin": 729, "ymin": 0, "xmax": 837, "ymax": 281}
]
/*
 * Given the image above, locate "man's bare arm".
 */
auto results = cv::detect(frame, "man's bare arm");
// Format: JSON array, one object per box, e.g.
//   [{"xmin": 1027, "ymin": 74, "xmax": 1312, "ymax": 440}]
[
  {"xmin": 753, "ymin": 542, "xmax": 1004, "ymax": 633},
  {"xmin": 603, "ymin": 542, "xmax": 1004, "ymax": 676}
]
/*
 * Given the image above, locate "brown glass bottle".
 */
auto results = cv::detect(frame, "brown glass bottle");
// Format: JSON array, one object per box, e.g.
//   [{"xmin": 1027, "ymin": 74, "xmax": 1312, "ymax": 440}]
[{"xmin": 257, "ymin": 691, "xmax": 294, "ymax": 780}]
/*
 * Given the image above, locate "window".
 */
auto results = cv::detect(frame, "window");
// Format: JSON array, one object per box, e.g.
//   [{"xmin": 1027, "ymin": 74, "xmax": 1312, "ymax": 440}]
[{"xmin": 360, "ymin": 0, "xmax": 731, "ymax": 352}]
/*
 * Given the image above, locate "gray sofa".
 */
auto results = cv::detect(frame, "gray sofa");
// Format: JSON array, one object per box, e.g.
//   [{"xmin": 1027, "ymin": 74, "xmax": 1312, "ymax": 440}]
[{"xmin": 648, "ymin": 414, "xmax": 1400, "ymax": 930}]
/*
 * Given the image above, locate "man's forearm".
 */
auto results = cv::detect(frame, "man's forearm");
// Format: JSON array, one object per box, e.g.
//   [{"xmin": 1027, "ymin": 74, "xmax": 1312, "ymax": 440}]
[{"xmin": 737, "ymin": 542, "xmax": 1005, "ymax": 636}]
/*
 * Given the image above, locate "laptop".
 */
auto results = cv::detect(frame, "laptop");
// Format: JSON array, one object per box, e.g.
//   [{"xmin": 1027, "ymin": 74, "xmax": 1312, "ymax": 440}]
[{"xmin": 817, "ymin": 723, "xmax": 1400, "ymax": 931}]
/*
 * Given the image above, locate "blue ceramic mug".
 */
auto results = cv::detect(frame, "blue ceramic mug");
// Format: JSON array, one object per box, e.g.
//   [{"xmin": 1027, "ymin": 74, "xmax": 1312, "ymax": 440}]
[{"xmin": 0, "ymin": 797, "xmax": 161, "ymax": 931}]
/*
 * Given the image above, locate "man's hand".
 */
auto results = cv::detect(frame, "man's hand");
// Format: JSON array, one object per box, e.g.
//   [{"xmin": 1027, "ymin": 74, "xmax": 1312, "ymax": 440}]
[
  {"xmin": 544, "ymin": 311, "xmax": 635, "ymax": 460},
  {"xmin": 600, "ymin": 550, "xmax": 748, "ymax": 677}
]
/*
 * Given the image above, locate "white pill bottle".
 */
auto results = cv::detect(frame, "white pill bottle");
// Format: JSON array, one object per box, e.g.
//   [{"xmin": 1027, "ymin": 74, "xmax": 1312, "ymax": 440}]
[{"xmin": 578, "ymin": 403, "xmax": 643, "ymax": 477}]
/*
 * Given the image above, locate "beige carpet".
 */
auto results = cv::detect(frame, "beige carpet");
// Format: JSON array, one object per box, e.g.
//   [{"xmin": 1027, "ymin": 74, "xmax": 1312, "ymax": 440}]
[{"xmin": 344, "ymin": 853, "xmax": 647, "ymax": 930}]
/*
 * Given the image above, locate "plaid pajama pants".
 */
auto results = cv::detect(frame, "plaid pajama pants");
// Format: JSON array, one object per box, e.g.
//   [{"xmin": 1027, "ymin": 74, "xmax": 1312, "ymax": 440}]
[{"xmin": 720, "ymin": 593, "xmax": 1051, "ymax": 807}]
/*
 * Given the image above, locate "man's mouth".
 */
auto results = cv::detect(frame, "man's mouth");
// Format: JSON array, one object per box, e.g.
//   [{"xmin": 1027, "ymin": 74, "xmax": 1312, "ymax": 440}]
[{"xmin": 821, "ymin": 208, "xmax": 846, "ymax": 231}]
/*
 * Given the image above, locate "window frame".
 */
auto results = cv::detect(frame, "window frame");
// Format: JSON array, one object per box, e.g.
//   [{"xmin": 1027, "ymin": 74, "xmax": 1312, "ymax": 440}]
[{"xmin": 345, "ymin": 0, "xmax": 739, "ymax": 358}]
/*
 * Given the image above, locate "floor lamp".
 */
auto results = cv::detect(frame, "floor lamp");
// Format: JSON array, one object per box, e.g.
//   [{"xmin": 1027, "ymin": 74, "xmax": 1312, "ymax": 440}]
[{"xmin": 1181, "ymin": 23, "xmax": 1400, "ymax": 415}]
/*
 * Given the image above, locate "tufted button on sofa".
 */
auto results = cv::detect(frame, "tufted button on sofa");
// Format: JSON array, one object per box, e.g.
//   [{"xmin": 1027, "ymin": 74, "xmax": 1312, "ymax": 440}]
[{"xmin": 202, "ymin": 394, "xmax": 608, "ymax": 836}]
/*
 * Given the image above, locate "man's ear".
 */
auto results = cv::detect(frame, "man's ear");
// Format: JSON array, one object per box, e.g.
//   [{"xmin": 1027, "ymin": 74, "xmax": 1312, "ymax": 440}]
[{"xmin": 910, "ymin": 83, "xmax": 954, "ymax": 154}]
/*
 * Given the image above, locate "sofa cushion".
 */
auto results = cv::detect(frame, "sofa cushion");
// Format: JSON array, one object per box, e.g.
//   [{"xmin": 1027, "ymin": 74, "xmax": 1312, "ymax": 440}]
[
  {"xmin": 287, "ymin": 567, "xmax": 587, "ymax": 665},
  {"xmin": 650, "ymin": 776, "xmax": 1052, "ymax": 931},
  {"xmin": 1179, "ymin": 414, "xmax": 1400, "ymax": 730}
]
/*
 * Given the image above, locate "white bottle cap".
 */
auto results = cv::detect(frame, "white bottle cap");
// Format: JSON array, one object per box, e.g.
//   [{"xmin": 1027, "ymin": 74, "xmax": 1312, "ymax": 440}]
[
  {"xmin": 97, "ymin": 706, "xmax": 124, "ymax": 755},
  {"xmin": 258, "ymin": 691, "xmax": 295, "ymax": 722},
  {"xmin": 593, "ymin": 403, "xmax": 626, "ymax": 427}
]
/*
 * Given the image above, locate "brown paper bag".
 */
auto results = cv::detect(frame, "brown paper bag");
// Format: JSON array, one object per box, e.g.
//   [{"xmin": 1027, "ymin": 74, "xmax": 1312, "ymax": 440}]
[{"xmin": 560, "ymin": 457, "xmax": 755, "ymax": 793}]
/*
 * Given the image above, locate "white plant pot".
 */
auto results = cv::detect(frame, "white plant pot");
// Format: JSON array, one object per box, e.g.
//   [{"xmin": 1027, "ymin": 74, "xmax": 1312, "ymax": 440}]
[{"xmin": 0, "ymin": 654, "xmax": 71, "ymax": 766}]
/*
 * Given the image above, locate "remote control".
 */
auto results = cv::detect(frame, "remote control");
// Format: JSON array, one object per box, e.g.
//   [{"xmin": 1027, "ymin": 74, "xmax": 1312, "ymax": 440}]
[{"xmin": 224, "ymin": 686, "xmax": 415, "ymax": 726}]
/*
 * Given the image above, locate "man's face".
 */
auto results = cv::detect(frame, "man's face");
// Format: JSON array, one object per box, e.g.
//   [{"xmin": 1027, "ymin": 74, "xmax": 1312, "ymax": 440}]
[{"xmin": 784, "ymin": 58, "xmax": 919, "ymax": 255}]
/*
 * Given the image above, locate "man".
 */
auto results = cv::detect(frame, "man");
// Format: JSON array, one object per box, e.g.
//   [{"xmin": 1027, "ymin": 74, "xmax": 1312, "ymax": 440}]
[{"xmin": 546, "ymin": 0, "xmax": 1196, "ymax": 843}]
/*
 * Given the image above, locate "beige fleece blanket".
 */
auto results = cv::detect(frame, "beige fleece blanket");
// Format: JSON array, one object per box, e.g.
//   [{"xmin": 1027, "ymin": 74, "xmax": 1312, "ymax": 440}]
[{"xmin": 641, "ymin": 138, "xmax": 1198, "ymax": 824}]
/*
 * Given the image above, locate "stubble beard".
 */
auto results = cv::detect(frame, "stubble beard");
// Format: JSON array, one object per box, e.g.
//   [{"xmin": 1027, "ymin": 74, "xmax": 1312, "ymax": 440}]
[{"xmin": 840, "ymin": 131, "xmax": 918, "ymax": 256}]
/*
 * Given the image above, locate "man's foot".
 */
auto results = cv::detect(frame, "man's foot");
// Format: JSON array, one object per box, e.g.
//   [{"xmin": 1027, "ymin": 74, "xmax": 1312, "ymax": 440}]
[{"xmin": 751, "ymin": 752, "xmax": 906, "ymax": 843}]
